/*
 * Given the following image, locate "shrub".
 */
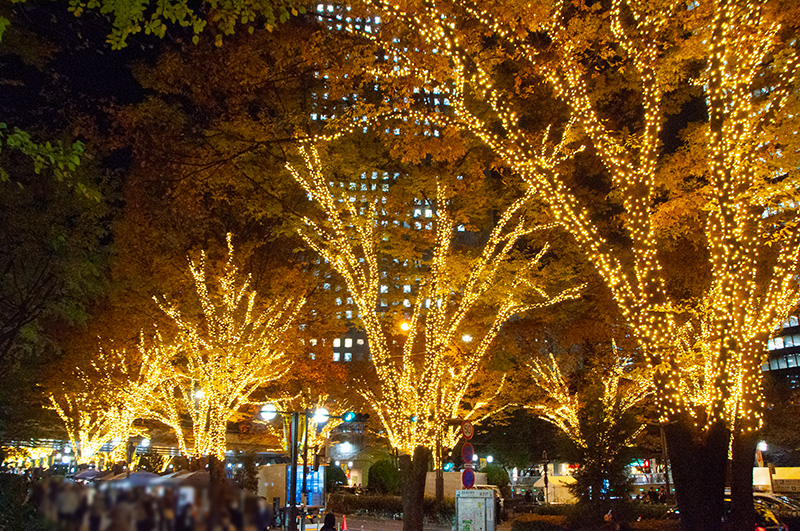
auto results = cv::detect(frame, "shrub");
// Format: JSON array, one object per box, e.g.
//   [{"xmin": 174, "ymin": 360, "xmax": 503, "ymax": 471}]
[
  {"xmin": 423, "ymin": 497, "xmax": 455, "ymax": 524},
  {"xmin": 511, "ymin": 514, "xmax": 568, "ymax": 531},
  {"xmin": 327, "ymin": 493, "xmax": 403, "ymax": 518},
  {"xmin": 480, "ymin": 464, "xmax": 511, "ymax": 498},
  {"xmin": 326, "ymin": 493, "xmax": 454, "ymax": 523},
  {"xmin": 510, "ymin": 512, "xmax": 680, "ymax": 531},
  {"xmin": 0, "ymin": 474, "xmax": 47, "ymax": 531},
  {"xmin": 326, "ymin": 465, "xmax": 347, "ymax": 492},
  {"xmin": 367, "ymin": 459, "xmax": 400, "ymax": 494}
]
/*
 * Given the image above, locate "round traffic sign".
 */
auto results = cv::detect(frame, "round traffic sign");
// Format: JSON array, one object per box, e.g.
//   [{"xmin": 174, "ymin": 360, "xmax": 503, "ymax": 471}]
[
  {"xmin": 462, "ymin": 468, "xmax": 475, "ymax": 488},
  {"xmin": 461, "ymin": 420, "xmax": 474, "ymax": 440},
  {"xmin": 461, "ymin": 442, "xmax": 474, "ymax": 463}
]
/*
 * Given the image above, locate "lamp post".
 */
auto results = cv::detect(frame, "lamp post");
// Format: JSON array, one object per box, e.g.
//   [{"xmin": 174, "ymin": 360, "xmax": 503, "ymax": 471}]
[
  {"xmin": 260, "ymin": 404, "xmax": 340, "ymax": 531},
  {"xmin": 542, "ymin": 450, "xmax": 549, "ymax": 505}
]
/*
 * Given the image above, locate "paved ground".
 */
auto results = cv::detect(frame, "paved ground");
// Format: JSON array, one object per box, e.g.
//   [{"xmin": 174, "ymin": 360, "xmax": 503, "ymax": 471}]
[{"xmin": 303, "ymin": 515, "xmax": 514, "ymax": 531}]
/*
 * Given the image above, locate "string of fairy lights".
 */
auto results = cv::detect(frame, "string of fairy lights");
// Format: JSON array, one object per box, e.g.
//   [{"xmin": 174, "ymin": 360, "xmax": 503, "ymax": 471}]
[
  {"xmin": 527, "ymin": 351, "xmax": 652, "ymax": 454},
  {"xmin": 47, "ymin": 0, "xmax": 800, "ymax": 465},
  {"xmin": 149, "ymin": 234, "xmax": 305, "ymax": 459},
  {"xmin": 51, "ymin": 235, "xmax": 305, "ymax": 461},
  {"xmin": 49, "ymin": 343, "xmax": 165, "ymax": 464},
  {"xmin": 355, "ymin": 0, "xmax": 800, "ymax": 435},
  {"xmin": 287, "ymin": 140, "xmax": 580, "ymax": 457}
]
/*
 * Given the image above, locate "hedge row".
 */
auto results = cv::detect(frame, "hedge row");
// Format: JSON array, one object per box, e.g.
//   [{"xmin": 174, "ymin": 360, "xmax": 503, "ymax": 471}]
[
  {"xmin": 326, "ymin": 493, "xmax": 455, "ymax": 523},
  {"xmin": 511, "ymin": 514, "xmax": 681, "ymax": 531}
]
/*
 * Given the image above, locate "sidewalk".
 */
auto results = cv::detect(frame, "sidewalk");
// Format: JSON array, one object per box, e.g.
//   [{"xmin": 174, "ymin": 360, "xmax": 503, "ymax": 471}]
[{"xmin": 317, "ymin": 515, "xmax": 514, "ymax": 531}]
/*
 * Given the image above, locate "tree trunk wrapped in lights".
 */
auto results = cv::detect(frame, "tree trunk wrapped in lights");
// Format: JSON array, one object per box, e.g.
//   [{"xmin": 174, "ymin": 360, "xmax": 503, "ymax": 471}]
[
  {"xmin": 359, "ymin": 1, "xmax": 799, "ymax": 527},
  {"xmin": 49, "ymin": 343, "xmax": 166, "ymax": 464},
  {"xmin": 287, "ymin": 140, "xmax": 580, "ymax": 529},
  {"xmin": 145, "ymin": 234, "xmax": 305, "ymax": 460},
  {"xmin": 527, "ymin": 351, "xmax": 651, "ymax": 511}
]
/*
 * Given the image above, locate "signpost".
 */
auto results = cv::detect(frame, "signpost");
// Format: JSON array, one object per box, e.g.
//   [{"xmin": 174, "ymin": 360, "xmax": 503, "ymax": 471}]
[
  {"xmin": 462, "ymin": 468, "xmax": 475, "ymax": 489},
  {"xmin": 461, "ymin": 420, "xmax": 474, "ymax": 440},
  {"xmin": 455, "ymin": 489, "xmax": 495, "ymax": 531},
  {"xmin": 461, "ymin": 420, "xmax": 475, "ymax": 490},
  {"xmin": 461, "ymin": 442, "xmax": 474, "ymax": 464}
]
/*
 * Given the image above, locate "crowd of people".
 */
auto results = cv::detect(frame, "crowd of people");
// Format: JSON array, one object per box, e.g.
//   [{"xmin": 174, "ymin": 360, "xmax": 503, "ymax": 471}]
[
  {"xmin": 30, "ymin": 475, "xmax": 275, "ymax": 531},
  {"xmin": 633, "ymin": 486, "xmax": 668, "ymax": 504}
]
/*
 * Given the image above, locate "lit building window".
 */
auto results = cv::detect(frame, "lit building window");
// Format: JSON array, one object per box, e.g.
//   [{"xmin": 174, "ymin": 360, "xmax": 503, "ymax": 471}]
[
  {"xmin": 333, "ymin": 352, "xmax": 340, "ymax": 362},
  {"xmin": 344, "ymin": 352, "xmax": 352, "ymax": 362},
  {"xmin": 333, "ymin": 338, "xmax": 341, "ymax": 347},
  {"xmin": 345, "ymin": 338, "xmax": 353, "ymax": 348}
]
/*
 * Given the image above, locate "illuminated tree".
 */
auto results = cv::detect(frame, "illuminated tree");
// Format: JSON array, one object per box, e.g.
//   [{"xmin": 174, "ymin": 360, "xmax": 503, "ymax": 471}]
[
  {"xmin": 287, "ymin": 139, "xmax": 580, "ymax": 528},
  {"xmin": 358, "ymin": 0, "xmax": 800, "ymax": 527},
  {"xmin": 527, "ymin": 351, "xmax": 651, "ymax": 511},
  {"xmin": 146, "ymin": 234, "xmax": 305, "ymax": 460},
  {"xmin": 49, "ymin": 343, "xmax": 165, "ymax": 464}
]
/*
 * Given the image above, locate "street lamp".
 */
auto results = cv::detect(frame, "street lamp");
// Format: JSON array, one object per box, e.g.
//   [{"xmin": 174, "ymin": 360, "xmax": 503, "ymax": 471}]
[
  {"xmin": 260, "ymin": 403, "xmax": 278, "ymax": 421},
  {"xmin": 259, "ymin": 403, "xmax": 357, "ymax": 531},
  {"xmin": 312, "ymin": 408, "xmax": 330, "ymax": 424}
]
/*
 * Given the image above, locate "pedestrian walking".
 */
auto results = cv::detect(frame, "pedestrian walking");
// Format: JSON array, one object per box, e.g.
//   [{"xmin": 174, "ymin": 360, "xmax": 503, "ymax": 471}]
[{"xmin": 320, "ymin": 513, "xmax": 337, "ymax": 531}]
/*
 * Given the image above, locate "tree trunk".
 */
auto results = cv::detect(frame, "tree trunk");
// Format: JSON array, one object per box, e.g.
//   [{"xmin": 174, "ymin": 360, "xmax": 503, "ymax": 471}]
[
  {"xmin": 208, "ymin": 453, "xmax": 227, "ymax": 530},
  {"xmin": 729, "ymin": 430, "xmax": 757, "ymax": 531},
  {"xmin": 663, "ymin": 420, "xmax": 729, "ymax": 531},
  {"xmin": 400, "ymin": 446, "xmax": 431, "ymax": 531}
]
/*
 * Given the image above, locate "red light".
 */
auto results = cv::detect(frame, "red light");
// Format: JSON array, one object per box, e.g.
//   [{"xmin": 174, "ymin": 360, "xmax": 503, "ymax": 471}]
[{"xmin": 756, "ymin": 526, "xmax": 766, "ymax": 531}]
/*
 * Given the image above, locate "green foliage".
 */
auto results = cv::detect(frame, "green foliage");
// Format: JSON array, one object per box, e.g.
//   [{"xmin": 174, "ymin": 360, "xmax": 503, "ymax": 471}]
[
  {"xmin": 565, "ymin": 390, "xmax": 638, "ymax": 512},
  {"xmin": 511, "ymin": 512, "xmax": 681, "ymax": 531},
  {"xmin": 0, "ymin": 124, "xmax": 94, "ymax": 200},
  {"xmin": 511, "ymin": 515, "xmax": 567, "ymax": 531},
  {"xmin": 0, "ymin": 138, "xmax": 106, "ymax": 440},
  {"xmin": 0, "ymin": 474, "xmax": 47, "ymax": 530},
  {"xmin": 480, "ymin": 464, "xmax": 510, "ymax": 496},
  {"xmin": 367, "ymin": 459, "xmax": 400, "ymax": 494},
  {"xmin": 326, "ymin": 492, "xmax": 402, "ymax": 518},
  {"xmin": 0, "ymin": 16, "xmax": 9, "ymax": 41},
  {"xmin": 326, "ymin": 493, "xmax": 454, "ymax": 522},
  {"xmin": 67, "ymin": 0, "xmax": 305, "ymax": 49},
  {"xmin": 326, "ymin": 465, "xmax": 347, "ymax": 492}
]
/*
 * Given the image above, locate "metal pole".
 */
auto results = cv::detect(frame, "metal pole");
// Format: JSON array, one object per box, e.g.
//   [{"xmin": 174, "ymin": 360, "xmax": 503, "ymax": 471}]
[
  {"xmin": 289, "ymin": 412, "xmax": 300, "ymax": 531},
  {"xmin": 542, "ymin": 451, "xmax": 549, "ymax": 505},
  {"xmin": 301, "ymin": 413, "xmax": 310, "ymax": 531}
]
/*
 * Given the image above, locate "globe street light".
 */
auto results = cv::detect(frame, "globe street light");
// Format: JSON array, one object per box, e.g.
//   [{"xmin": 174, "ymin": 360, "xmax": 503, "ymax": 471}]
[
  {"xmin": 260, "ymin": 403, "xmax": 278, "ymax": 421},
  {"xmin": 312, "ymin": 407, "xmax": 330, "ymax": 424}
]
